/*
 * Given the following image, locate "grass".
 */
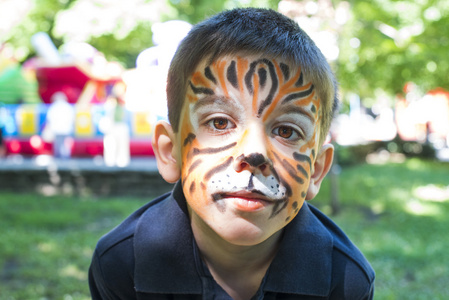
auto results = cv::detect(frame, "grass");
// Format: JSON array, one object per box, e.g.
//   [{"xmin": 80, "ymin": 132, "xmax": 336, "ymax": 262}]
[
  {"xmin": 314, "ymin": 158, "xmax": 449, "ymax": 299},
  {"xmin": 0, "ymin": 193, "xmax": 151, "ymax": 300},
  {"xmin": 1, "ymin": 157, "xmax": 448, "ymax": 299}
]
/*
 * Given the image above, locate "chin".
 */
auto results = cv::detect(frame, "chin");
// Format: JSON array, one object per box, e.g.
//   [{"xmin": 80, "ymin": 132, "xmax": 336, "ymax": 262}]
[{"xmin": 213, "ymin": 219, "xmax": 280, "ymax": 247}]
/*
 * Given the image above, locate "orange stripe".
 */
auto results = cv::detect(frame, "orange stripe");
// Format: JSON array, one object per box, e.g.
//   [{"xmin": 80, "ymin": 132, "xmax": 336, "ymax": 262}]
[
  {"xmin": 261, "ymin": 62, "xmax": 311, "ymax": 121},
  {"xmin": 214, "ymin": 59, "xmax": 229, "ymax": 97},
  {"xmin": 252, "ymin": 72, "xmax": 260, "ymax": 115},
  {"xmin": 284, "ymin": 65, "xmax": 302, "ymax": 87},
  {"xmin": 273, "ymin": 59, "xmax": 284, "ymax": 85},
  {"xmin": 292, "ymin": 90, "xmax": 316, "ymax": 109},
  {"xmin": 237, "ymin": 57, "xmax": 249, "ymax": 97},
  {"xmin": 191, "ymin": 71, "xmax": 210, "ymax": 88},
  {"xmin": 187, "ymin": 94, "xmax": 198, "ymax": 103},
  {"xmin": 262, "ymin": 81, "xmax": 314, "ymax": 122}
]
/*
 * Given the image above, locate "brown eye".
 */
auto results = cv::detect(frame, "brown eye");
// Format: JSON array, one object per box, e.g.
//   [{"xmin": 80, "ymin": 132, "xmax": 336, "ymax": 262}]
[
  {"xmin": 213, "ymin": 118, "xmax": 228, "ymax": 130},
  {"xmin": 278, "ymin": 126, "xmax": 293, "ymax": 138}
]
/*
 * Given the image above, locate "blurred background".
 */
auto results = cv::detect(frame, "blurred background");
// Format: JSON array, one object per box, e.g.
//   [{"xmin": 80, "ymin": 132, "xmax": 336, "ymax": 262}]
[{"xmin": 0, "ymin": 0, "xmax": 448, "ymax": 299}]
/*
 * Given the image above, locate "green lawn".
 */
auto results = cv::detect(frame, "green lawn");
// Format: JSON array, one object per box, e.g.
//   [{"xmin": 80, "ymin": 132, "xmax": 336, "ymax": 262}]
[
  {"xmin": 314, "ymin": 158, "xmax": 449, "ymax": 299},
  {"xmin": 0, "ymin": 194, "xmax": 151, "ymax": 300},
  {"xmin": 1, "ymin": 158, "xmax": 448, "ymax": 299}
]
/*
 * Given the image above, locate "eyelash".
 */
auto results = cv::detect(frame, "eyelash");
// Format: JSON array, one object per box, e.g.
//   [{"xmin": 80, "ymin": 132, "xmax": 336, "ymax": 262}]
[
  {"xmin": 201, "ymin": 116, "xmax": 304, "ymax": 142},
  {"xmin": 204, "ymin": 116, "xmax": 236, "ymax": 135},
  {"xmin": 272, "ymin": 125, "xmax": 303, "ymax": 142}
]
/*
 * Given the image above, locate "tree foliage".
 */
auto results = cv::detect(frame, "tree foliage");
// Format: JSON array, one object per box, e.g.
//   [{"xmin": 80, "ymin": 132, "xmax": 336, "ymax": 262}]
[
  {"xmin": 337, "ymin": 0, "xmax": 449, "ymax": 100},
  {"xmin": 2, "ymin": 0, "xmax": 448, "ymax": 103},
  {"xmin": 166, "ymin": 0, "xmax": 280, "ymax": 24}
]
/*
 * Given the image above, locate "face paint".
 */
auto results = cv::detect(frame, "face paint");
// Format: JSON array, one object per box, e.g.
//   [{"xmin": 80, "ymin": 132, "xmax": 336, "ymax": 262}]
[{"xmin": 178, "ymin": 55, "xmax": 322, "ymax": 245}]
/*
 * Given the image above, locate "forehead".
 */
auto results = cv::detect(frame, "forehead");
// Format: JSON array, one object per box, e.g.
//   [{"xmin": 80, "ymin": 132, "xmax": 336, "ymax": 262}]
[
  {"xmin": 193, "ymin": 54, "xmax": 302, "ymax": 80},
  {"xmin": 186, "ymin": 54, "xmax": 320, "ymax": 119}
]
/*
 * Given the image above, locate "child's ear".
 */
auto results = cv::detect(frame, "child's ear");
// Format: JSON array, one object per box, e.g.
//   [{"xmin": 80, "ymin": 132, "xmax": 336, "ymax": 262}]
[
  {"xmin": 152, "ymin": 121, "xmax": 181, "ymax": 183},
  {"xmin": 305, "ymin": 143, "xmax": 334, "ymax": 200}
]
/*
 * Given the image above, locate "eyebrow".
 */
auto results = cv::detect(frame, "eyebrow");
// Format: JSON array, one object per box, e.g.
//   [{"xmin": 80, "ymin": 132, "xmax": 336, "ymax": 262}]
[
  {"xmin": 277, "ymin": 105, "xmax": 315, "ymax": 123},
  {"xmin": 192, "ymin": 95, "xmax": 240, "ymax": 114}
]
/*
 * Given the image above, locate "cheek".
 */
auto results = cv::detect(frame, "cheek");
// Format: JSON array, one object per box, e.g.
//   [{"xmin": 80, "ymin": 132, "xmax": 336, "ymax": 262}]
[
  {"xmin": 180, "ymin": 142, "xmax": 229, "ymax": 209},
  {"xmin": 271, "ymin": 150, "xmax": 313, "ymax": 223},
  {"xmin": 181, "ymin": 158, "xmax": 209, "ymax": 209}
]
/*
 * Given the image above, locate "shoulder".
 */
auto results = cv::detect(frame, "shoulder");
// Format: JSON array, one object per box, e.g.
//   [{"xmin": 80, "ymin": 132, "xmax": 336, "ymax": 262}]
[
  {"xmin": 308, "ymin": 204, "xmax": 375, "ymax": 298},
  {"xmin": 95, "ymin": 192, "xmax": 171, "ymax": 256},
  {"xmin": 89, "ymin": 192, "xmax": 172, "ymax": 298}
]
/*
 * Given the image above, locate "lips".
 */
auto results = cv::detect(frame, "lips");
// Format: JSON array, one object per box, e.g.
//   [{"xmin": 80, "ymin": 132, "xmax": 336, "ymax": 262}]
[{"xmin": 212, "ymin": 190, "xmax": 277, "ymax": 212}]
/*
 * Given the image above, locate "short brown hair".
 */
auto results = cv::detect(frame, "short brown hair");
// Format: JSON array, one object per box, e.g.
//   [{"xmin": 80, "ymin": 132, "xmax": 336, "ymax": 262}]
[{"xmin": 166, "ymin": 8, "xmax": 339, "ymax": 144}]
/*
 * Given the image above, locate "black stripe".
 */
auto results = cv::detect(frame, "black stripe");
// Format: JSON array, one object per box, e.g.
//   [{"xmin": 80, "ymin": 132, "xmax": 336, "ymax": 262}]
[
  {"xmin": 183, "ymin": 133, "xmax": 196, "ymax": 146},
  {"xmin": 226, "ymin": 61, "xmax": 238, "ymax": 89},
  {"xmin": 188, "ymin": 159, "xmax": 203, "ymax": 174},
  {"xmin": 295, "ymin": 72, "xmax": 304, "ymax": 87},
  {"xmin": 293, "ymin": 152, "xmax": 312, "ymax": 169},
  {"xmin": 271, "ymin": 152, "xmax": 294, "ymax": 198},
  {"xmin": 270, "ymin": 199, "xmax": 288, "ymax": 218},
  {"xmin": 282, "ymin": 159, "xmax": 304, "ymax": 184},
  {"xmin": 257, "ymin": 59, "xmax": 278, "ymax": 117},
  {"xmin": 244, "ymin": 61, "xmax": 257, "ymax": 94},
  {"xmin": 282, "ymin": 84, "xmax": 315, "ymax": 104},
  {"xmin": 189, "ymin": 81, "xmax": 214, "ymax": 95},
  {"xmin": 258, "ymin": 67, "xmax": 267, "ymax": 88},
  {"xmin": 204, "ymin": 157, "xmax": 234, "ymax": 180},
  {"xmin": 296, "ymin": 164, "xmax": 309, "ymax": 179},
  {"xmin": 204, "ymin": 66, "xmax": 216, "ymax": 84},
  {"xmin": 280, "ymin": 63, "xmax": 290, "ymax": 81},
  {"xmin": 193, "ymin": 142, "xmax": 237, "ymax": 156},
  {"xmin": 189, "ymin": 182, "xmax": 196, "ymax": 194}
]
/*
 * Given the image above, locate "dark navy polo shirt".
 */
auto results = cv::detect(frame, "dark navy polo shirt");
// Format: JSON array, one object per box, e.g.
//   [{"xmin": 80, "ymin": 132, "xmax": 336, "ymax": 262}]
[{"xmin": 89, "ymin": 182, "xmax": 375, "ymax": 299}]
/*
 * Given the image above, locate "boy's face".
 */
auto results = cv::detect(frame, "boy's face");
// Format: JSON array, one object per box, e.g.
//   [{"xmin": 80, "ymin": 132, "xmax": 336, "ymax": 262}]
[{"xmin": 176, "ymin": 55, "xmax": 325, "ymax": 246}]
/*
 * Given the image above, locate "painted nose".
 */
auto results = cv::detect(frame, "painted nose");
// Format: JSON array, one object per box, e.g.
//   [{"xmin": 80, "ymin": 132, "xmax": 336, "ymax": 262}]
[
  {"xmin": 233, "ymin": 130, "xmax": 271, "ymax": 175},
  {"xmin": 235, "ymin": 153, "xmax": 269, "ymax": 172}
]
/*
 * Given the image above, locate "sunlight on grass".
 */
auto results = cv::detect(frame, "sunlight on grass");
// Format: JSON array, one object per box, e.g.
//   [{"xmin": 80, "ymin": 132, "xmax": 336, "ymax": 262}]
[
  {"xmin": 315, "ymin": 158, "xmax": 449, "ymax": 299},
  {"xmin": 405, "ymin": 199, "xmax": 442, "ymax": 216},
  {"xmin": 60, "ymin": 264, "xmax": 87, "ymax": 281},
  {"xmin": 414, "ymin": 184, "xmax": 449, "ymax": 202},
  {"xmin": 37, "ymin": 241, "xmax": 56, "ymax": 253}
]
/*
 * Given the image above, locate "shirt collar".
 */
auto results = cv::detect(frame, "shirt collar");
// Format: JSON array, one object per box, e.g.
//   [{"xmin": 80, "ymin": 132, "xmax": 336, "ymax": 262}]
[
  {"xmin": 263, "ymin": 202, "xmax": 333, "ymax": 296},
  {"xmin": 134, "ymin": 181, "xmax": 203, "ymax": 294},
  {"xmin": 133, "ymin": 182, "xmax": 333, "ymax": 296}
]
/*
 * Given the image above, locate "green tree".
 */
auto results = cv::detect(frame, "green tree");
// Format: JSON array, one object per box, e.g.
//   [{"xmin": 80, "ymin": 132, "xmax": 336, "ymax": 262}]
[
  {"xmin": 3, "ymin": 0, "xmax": 448, "ymax": 101},
  {"xmin": 166, "ymin": 0, "xmax": 279, "ymax": 24},
  {"xmin": 4, "ymin": 0, "xmax": 77, "ymax": 60},
  {"xmin": 337, "ymin": 0, "xmax": 449, "ymax": 100}
]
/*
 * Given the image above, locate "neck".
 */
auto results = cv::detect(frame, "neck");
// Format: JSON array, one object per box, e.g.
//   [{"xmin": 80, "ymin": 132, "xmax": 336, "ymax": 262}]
[{"xmin": 190, "ymin": 210, "xmax": 283, "ymax": 300}]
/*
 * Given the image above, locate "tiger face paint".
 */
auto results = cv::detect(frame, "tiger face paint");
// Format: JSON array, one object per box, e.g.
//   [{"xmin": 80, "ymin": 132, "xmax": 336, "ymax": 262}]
[{"xmin": 178, "ymin": 55, "xmax": 325, "ymax": 246}]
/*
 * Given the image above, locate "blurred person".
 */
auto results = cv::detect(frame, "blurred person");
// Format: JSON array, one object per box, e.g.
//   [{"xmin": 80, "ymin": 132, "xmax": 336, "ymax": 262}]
[
  {"xmin": 89, "ymin": 8, "xmax": 375, "ymax": 299},
  {"xmin": 102, "ymin": 83, "xmax": 130, "ymax": 167},
  {"xmin": 45, "ymin": 92, "xmax": 75, "ymax": 158}
]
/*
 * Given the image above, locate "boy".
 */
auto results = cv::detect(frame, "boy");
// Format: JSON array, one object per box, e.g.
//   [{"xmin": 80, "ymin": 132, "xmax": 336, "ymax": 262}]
[{"xmin": 89, "ymin": 8, "xmax": 375, "ymax": 300}]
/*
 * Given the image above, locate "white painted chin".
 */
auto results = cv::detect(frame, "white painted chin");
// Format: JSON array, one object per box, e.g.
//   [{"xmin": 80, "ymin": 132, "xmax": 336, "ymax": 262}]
[{"xmin": 207, "ymin": 169, "xmax": 288, "ymax": 200}]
